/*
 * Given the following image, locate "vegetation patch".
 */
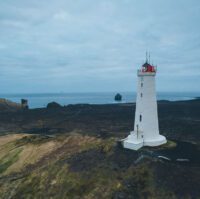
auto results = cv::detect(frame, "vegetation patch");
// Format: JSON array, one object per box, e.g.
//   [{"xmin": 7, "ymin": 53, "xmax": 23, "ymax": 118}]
[
  {"xmin": 0, "ymin": 133, "xmax": 199, "ymax": 198},
  {"xmin": 15, "ymin": 135, "xmax": 53, "ymax": 146},
  {"xmin": 0, "ymin": 147, "xmax": 22, "ymax": 174},
  {"xmin": 159, "ymin": 140, "xmax": 177, "ymax": 149}
]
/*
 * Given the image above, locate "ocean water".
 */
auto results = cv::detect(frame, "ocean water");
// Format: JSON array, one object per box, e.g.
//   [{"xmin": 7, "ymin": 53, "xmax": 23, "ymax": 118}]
[{"xmin": 0, "ymin": 92, "xmax": 199, "ymax": 109}]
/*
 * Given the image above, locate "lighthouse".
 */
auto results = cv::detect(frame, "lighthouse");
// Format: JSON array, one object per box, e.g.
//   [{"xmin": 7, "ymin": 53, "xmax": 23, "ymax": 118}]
[{"xmin": 123, "ymin": 55, "xmax": 167, "ymax": 150}]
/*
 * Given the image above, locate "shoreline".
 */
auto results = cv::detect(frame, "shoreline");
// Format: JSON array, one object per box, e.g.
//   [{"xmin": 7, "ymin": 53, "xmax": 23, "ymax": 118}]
[
  {"xmin": 0, "ymin": 91, "xmax": 199, "ymax": 109},
  {"xmin": 0, "ymin": 98, "xmax": 199, "ymax": 145},
  {"xmin": 27, "ymin": 97, "xmax": 200, "ymax": 110},
  {"xmin": 0, "ymin": 96, "xmax": 199, "ymax": 110}
]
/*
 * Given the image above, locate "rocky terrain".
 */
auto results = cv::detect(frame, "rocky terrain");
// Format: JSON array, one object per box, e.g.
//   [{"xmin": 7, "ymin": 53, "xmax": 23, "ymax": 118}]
[
  {"xmin": 0, "ymin": 99, "xmax": 199, "ymax": 198},
  {"xmin": 0, "ymin": 98, "xmax": 21, "ymax": 112}
]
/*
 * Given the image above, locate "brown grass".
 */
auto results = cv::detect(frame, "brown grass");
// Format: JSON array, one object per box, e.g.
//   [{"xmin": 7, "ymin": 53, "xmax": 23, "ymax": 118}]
[
  {"xmin": 0, "ymin": 134, "xmax": 27, "ymax": 147},
  {"xmin": 4, "ymin": 140, "xmax": 58, "ymax": 175},
  {"xmin": 1, "ymin": 133, "xmax": 102, "ymax": 175}
]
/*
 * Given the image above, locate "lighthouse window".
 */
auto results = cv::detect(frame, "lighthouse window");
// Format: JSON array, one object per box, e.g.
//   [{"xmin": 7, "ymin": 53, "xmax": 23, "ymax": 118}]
[
  {"xmin": 141, "ymin": 83, "xmax": 143, "ymax": 87},
  {"xmin": 140, "ymin": 115, "xmax": 142, "ymax": 122},
  {"xmin": 141, "ymin": 93, "xmax": 143, "ymax": 98}
]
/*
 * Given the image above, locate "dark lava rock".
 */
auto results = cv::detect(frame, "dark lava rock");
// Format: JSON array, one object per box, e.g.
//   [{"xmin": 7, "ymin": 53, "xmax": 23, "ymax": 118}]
[
  {"xmin": 0, "ymin": 98, "xmax": 21, "ymax": 112},
  {"xmin": 47, "ymin": 102, "xmax": 62, "ymax": 109},
  {"xmin": 113, "ymin": 191, "xmax": 130, "ymax": 199},
  {"xmin": 109, "ymin": 147, "xmax": 139, "ymax": 169},
  {"xmin": 68, "ymin": 146, "xmax": 139, "ymax": 172},
  {"xmin": 21, "ymin": 99, "xmax": 29, "ymax": 109},
  {"xmin": 154, "ymin": 140, "xmax": 200, "ymax": 166},
  {"xmin": 153, "ymin": 161, "xmax": 200, "ymax": 198},
  {"xmin": 115, "ymin": 93, "xmax": 122, "ymax": 101},
  {"xmin": 67, "ymin": 149, "xmax": 106, "ymax": 172}
]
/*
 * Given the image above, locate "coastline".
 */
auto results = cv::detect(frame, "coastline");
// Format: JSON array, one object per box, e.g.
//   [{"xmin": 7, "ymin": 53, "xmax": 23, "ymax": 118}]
[
  {"xmin": 0, "ymin": 91, "xmax": 199, "ymax": 108},
  {"xmin": 0, "ymin": 98, "xmax": 199, "ymax": 144}
]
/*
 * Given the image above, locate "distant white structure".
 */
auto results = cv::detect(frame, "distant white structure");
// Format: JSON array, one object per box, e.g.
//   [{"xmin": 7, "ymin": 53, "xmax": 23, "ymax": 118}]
[{"xmin": 123, "ymin": 55, "xmax": 167, "ymax": 150}]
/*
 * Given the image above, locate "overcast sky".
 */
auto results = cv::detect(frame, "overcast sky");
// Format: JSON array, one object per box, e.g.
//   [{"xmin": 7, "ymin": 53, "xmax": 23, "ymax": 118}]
[{"xmin": 0, "ymin": 0, "xmax": 200, "ymax": 93}]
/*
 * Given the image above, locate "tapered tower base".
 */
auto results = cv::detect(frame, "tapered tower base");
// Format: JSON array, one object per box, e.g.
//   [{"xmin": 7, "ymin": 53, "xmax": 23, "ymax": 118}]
[{"xmin": 122, "ymin": 131, "xmax": 167, "ymax": 150}]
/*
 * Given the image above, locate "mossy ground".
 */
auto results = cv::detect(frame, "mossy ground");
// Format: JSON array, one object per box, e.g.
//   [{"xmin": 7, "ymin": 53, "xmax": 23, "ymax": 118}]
[{"xmin": 0, "ymin": 133, "xmax": 199, "ymax": 199}]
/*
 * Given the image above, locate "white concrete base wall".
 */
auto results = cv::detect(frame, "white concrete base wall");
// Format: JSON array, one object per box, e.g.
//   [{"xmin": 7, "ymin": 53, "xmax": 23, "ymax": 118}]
[
  {"xmin": 144, "ymin": 135, "xmax": 167, "ymax": 147},
  {"xmin": 123, "ymin": 132, "xmax": 167, "ymax": 150},
  {"xmin": 123, "ymin": 139, "xmax": 143, "ymax": 150}
]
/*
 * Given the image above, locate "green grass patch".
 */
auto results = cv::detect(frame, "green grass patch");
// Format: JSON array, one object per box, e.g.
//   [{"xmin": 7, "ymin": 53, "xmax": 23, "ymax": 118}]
[{"xmin": 0, "ymin": 147, "xmax": 22, "ymax": 174}]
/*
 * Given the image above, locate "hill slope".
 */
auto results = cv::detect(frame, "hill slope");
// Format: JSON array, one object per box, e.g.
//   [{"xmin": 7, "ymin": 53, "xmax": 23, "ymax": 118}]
[{"xmin": 0, "ymin": 133, "xmax": 200, "ymax": 199}]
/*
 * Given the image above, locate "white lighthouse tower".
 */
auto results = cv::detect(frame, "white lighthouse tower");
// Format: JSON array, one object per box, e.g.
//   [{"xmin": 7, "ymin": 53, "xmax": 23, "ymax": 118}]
[{"xmin": 123, "ymin": 55, "xmax": 167, "ymax": 150}]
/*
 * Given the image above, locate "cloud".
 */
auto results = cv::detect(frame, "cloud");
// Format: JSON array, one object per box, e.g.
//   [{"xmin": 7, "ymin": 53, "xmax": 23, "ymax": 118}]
[{"xmin": 0, "ymin": 0, "xmax": 200, "ymax": 92}]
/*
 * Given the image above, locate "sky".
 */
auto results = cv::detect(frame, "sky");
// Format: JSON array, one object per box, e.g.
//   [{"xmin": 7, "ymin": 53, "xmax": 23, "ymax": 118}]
[{"xmin": 0, "ymin": 0, "xmax": 200, "ymax": 93}]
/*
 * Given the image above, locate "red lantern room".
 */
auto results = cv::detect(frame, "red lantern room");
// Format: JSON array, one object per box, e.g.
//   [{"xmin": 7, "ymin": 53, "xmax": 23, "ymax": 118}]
[
  {"xmin": 142, "ymin": 62, "xmax": 156, "ymax": 73},
  {"xmin": 141, "ymin": 52, "xmax": 156, "ymax": 73}
]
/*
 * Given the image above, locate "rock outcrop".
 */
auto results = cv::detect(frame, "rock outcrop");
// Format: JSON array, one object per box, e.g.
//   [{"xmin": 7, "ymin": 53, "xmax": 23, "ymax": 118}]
[
  {"xmin": 0, "ymin": 98, "xmax": 21, "ymax": 112},
  {"xmin": 115, "ymin": 93, "xmax": 122, "ymax": 101},
  {"xmin": 47, "ymin": 102, "xmax": 62, "ymax": 109}
]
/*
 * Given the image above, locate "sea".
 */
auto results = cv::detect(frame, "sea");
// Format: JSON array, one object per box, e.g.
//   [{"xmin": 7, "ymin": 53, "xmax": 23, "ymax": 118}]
[{"xmin": 0, "ymin": 92, "xmax": 199, "ymax": 109}]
